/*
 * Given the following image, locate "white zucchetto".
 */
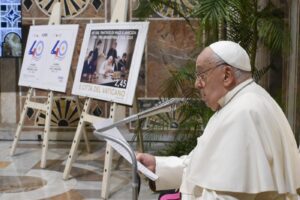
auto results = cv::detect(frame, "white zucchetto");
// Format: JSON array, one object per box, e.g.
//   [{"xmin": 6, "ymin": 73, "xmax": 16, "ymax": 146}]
[{"xmin": 209, "ymin": 41, "xmax": 251, "ymax": 71}]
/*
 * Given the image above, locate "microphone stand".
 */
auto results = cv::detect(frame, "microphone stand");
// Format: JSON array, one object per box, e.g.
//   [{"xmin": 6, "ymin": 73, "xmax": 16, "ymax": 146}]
[
  {"xmin": 94, "ymin": 98, "xmax": 186, "ymax": 199},
  {"xmin": 94, "ymin": 131, "xmax": 139, "ymax": 200},
  {"xmin": 95, "ymin": 98, "xmax": 185, "ymax": 132}
]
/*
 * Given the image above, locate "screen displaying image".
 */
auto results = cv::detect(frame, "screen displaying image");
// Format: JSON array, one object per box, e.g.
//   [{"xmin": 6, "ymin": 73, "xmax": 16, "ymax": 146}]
[{"xmin": 0, "ymin": 0, "xmax": 22, "ymax": 58}]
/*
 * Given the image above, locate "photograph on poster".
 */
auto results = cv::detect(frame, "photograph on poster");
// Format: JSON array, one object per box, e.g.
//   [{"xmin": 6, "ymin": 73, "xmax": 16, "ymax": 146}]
[
  {"xmin": 80, "ymin": 29, "xmax": 136, "ymax": 87},
  {"xmin": 72, "ymin": 22, "xmax": 149, "ymax": 105},
  {"xmin": 18, "ymin": 25, "xmax": 78, "ymax": 92}
]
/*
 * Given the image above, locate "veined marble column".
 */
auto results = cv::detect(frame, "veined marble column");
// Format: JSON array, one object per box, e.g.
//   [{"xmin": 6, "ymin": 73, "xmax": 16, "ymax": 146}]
[
  {"xmin": 286, "ymin": 0, "xmax": 300, "ymax": 143},
  {"xmin": 0, "ymin": 59, "xmax": 18, "ymax": 126}
]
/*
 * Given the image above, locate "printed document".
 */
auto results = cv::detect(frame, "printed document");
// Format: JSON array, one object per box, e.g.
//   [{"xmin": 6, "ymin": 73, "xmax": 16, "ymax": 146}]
[{"xmin": 93, "ymin": 119, "xmax": 158, "ymax": 181}]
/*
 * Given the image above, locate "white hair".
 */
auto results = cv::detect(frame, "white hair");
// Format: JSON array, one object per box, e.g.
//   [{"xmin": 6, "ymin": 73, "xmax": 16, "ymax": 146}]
[{"xmin": 211, "ymin": 51, "xmax": 252, "ymax": 81}]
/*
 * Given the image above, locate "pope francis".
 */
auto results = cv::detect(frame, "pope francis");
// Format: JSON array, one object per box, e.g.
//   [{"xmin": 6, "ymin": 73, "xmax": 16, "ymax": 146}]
[{"xmin": 136, "ymin": 41, "xmax": 300, "ymax": 200}]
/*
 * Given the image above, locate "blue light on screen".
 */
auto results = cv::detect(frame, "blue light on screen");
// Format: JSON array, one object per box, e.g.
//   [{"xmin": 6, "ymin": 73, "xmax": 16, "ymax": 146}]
[{"xmin": 0, "ymin": 0, "xmax": 22, "ymax": 57}]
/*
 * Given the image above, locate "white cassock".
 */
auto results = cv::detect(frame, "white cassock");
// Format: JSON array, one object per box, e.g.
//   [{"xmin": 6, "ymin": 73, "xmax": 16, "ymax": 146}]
[
  {"xmin": 154, "ymin": 79, "xmax": 300, "ymax": 200},
  {"xmin": 98, "ymin": 60, "xmax": 113, "ymax": 75}
]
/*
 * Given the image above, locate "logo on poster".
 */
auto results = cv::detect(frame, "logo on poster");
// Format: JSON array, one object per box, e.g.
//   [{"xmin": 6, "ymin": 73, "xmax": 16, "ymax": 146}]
[
  {"xmin": 29, "ymin": 40, "xmax": 44, "ymax": 60},
  {"xmin": 51, "ymin": 40, "xmax": 68, "ymax": 60}
]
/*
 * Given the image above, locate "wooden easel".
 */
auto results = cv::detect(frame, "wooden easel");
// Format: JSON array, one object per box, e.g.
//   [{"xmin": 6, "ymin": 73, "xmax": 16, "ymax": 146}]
[
  {"xmin": 10, "ymin": 2, "xmax": 90, "ymax": 169},
  {"xmin": 62, "ymin": 0, "xmax": 129, "ymax": 199}
]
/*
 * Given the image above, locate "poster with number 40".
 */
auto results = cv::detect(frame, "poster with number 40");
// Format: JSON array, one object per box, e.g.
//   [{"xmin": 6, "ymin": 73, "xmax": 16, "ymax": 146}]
[{"xmin": 18, "ymin": 25, "xmax": 78, "ymax": 92}]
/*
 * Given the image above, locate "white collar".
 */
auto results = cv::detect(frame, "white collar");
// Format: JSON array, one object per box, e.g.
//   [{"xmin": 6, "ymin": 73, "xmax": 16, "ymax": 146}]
[{"xmin": 218, "ymin": 79, "xmax": 254, "ymax": 108}]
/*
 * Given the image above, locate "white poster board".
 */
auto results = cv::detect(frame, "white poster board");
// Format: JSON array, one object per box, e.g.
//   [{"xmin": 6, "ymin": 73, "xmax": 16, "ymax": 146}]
[
  {"xmin": 72, "ymin": 22, "xmax": 149, "ymax": 106},
  {"xmin": 18, "ymin": 25, "xmax": 79, "ymax": 92}
]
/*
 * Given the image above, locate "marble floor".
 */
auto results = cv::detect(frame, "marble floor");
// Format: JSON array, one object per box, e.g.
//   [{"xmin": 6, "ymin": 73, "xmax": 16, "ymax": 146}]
[{"xmin": 0, "ymin": 141, "xmax": 159, "ymax": 200}]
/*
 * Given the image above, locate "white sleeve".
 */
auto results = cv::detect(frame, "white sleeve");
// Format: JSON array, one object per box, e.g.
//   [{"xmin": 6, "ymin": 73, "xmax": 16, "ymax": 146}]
[
  {"xmin": 99, "ymin": 62, "xmax": 106, "ymax": 74},
  {"xmin": 154, "ymin": 155, "xmax": 189, "ymax": 190}
]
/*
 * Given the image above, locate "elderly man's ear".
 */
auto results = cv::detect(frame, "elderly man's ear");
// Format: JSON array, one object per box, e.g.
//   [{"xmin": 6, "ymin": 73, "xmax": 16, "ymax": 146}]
[{"xmin": 223, "ymin": 66, "xmax": 236, "ymax": 88}]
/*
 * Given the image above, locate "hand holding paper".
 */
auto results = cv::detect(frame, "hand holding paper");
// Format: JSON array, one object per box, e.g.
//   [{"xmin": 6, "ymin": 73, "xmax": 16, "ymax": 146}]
[{"xmin": 93, "ymin": 120, "xmax": 158, "ymax": 181}]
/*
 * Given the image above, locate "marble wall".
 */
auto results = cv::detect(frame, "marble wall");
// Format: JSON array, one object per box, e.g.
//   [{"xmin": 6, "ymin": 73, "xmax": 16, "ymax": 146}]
[
  {"xmin": 146, "ymin": 20, "xmax": 198, "ymax": 97},
  {"xmin": 0, "ymin": 59, "xmax": 18, "ymax": 124}
]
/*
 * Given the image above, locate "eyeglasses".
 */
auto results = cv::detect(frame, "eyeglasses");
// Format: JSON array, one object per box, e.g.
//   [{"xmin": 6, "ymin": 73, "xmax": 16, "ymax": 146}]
[{"xmin": 195, "ymin": 63, "xmax": 225, "ymax": 83}]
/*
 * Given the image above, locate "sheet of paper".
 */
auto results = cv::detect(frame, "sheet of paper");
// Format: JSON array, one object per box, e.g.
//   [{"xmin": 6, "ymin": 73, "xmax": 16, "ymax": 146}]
[
  {"xmin": 93, "ymin": 122, "xmax": 158, "ymax": 181},
  {"xmin": 93, "ymin": 118, "xmax": 113, "ymax": 128}
]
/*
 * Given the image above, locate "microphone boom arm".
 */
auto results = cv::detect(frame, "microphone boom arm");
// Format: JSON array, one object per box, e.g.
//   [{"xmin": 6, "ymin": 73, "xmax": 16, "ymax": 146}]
[{"xmin": 96, "ymin": 98, "xmax": 185, "ymax": 132}]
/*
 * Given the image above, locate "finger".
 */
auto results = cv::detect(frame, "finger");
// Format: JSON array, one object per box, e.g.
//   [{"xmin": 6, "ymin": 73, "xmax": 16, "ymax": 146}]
[{"xmin": 136, "ymin": 153, "xmax": 143, "ymax": 161}]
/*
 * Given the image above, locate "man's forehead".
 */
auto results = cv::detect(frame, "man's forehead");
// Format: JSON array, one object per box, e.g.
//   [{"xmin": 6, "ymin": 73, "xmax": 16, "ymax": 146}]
[{"xmin": 196, "ymin": 48, "xmax": 213, "ymax": 69}]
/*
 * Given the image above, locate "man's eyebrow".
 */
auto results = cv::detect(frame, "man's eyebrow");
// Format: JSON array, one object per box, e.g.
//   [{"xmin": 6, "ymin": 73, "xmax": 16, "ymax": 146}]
[
  {"xmin": 196, "ymin": 63, "xmax": 203, "ymax": 68},
  {"xmin": 196, "ymin": 65, "xmax": 205, "ymax": 71}
]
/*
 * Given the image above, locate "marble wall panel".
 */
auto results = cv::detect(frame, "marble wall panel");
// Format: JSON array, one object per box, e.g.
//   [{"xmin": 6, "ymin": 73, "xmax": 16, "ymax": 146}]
[
  {"xmin": 22, "ymin": 0, "xmax": 106, "ymax": 19},
  {"xmin": 0, "ymin": 59, "xmax": 18, "ymax": 124},
  {"xmin": 146, "ymin": 20, "xmax": 198, "ymax": 97},
  {"xmin": 131, "ymin": 0, "xmax": 196, "ymax": 19},
  {"xmin": 295, "ymin": 13, "xmax": 300, "ymax": 144},
  {"xmin": 22, "ymin": 2, "xmax": 46, "ymax": 19}
]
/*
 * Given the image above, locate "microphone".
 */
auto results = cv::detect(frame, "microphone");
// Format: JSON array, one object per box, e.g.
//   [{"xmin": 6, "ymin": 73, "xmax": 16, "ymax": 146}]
[{"xmin": 95, "ymin": 98, "xmax": 186, "ymax": 132}]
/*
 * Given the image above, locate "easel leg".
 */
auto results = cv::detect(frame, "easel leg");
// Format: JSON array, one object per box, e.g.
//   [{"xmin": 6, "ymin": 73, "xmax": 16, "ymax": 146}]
[
  {"xmin": 63, "ymin": 98, "xmax": 91, "ymax": 180},
  {"xmin": 41, "ymin": 91, "xmax": 54, "ymax": 168},
  {"xmin": 99, "ymin": 1, "xmax": 128, "ymax": 196},
  {"xmin": 101, "ymin": 103, "xmax": 125, "ymax": 199},
  {"xmin": 74, "ymin": 96, "xmax": 91, "ymax": 153},
  {"xmin": 10, "ymin": 88, "xmax": 33, "ymax": 156},
  {"xmin": 82, "ymin": 128, "xmax": 91, "ymax": 153},
  {"xmin": 101, "ymin": 144, "xmax": 114, "ymax": 199}
]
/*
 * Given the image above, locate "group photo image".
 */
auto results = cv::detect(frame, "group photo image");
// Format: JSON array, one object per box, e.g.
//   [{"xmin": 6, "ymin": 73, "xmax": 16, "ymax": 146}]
[{"xmin": 80, "ymin": 29, "xmax": 138, "ymax": 89}]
